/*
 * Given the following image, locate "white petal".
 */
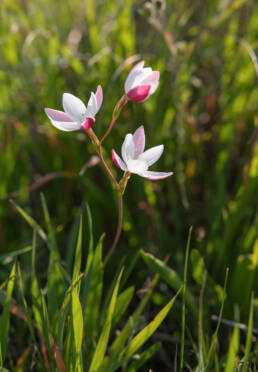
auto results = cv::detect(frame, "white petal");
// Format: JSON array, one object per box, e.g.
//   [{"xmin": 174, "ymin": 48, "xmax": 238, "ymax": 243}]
[
  {"xmin": 122, "ymin": 134, "xmax": 135, "ymax": 163},
  {"xmin": 149, "ymin": 80, "xmax": 159, "ymax": 95},
  {"xmin": 124, "ymin": 70, "xmax": 143, "ymax": 93},
  {"xmin": 86, "ymin": 92, "xmax": 98, "ymax": 118},
  {"xmin": 133, "ymin": 126, "xmax": 145, "ymax": 157},
  {"xmin": 139, "ymin": 170, "xmax": 173, "ymax": 180},
  {"xmin": 124, "ymin": 61, "xmax": 145, "ymax": 92},
  {"xmin": 127, "ymin": 159, "xmax": 148, "ymax": 174},
  {"xmin": 112, "ymin": 150, "xmax": 127, "ymax": 171},
  {"xmin": 138, "ymin": 145, "xmax": 164, "ymax": 166},
  {"xmin": 45, "ymin": 108, "xmax": 81, "ymax": 131},
  {"xmin": 134, "ymin": 67, "xmax": 153, "ymax": 86},
  {"xmin": 62, "ymin": 93, "xmax": 86, "ymax": 124}
]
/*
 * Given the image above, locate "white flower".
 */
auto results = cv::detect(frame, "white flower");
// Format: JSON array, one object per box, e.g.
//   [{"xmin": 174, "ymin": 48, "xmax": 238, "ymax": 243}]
[
  {"xmin": 44, "ymin": 86, "xmax": 103, "ymax": 131},
  {"xmin": 124, "ymin": 61, "xmax": 160, "ymax": 103},
  {"xmin": 112, "ymin": 126, "xmax": 173, "ymax": 180}
]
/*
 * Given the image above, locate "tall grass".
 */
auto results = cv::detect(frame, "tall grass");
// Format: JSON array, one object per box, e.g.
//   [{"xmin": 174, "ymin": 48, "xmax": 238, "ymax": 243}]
[{"xmin": 0, "ymin": 0, "xmax": 257, "ymax": 369}]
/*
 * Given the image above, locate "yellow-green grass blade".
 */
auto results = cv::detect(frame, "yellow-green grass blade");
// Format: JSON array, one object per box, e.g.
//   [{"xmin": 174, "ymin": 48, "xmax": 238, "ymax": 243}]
[
  {"xmin": 225, "ymin": 326, "xmax": 240, "ymax": 372},
  {"xmin": 84, "ymin": 234, "xmax": 104, "ymax": 341},
  {"xmin": 0, "ymin": 263, "xmax": 16, "ymax": 364},
  {"xmin": 10, "ymin": 200, "xmax": 47, "ymax": 241},
  {"xmin": 243, "ymin": 292, "xmax": 254, "ymax": 372},
  {"xmin": 89, "ymin": 268, "xmax": 123, "ymax": 372},
  {"xmin": 127, "ymin": 342, "xmax": 161, "ymax": 372},
  {"xmin": 72, "ymin": 287, "xmax": 83, "ymax": 372},
  {"xmin": 140, "ymin": 250, "xmax": 197, "ymax": 319},
  {"xmin": 119, "ymin": 287, "xmax": 182, "ymax": 363}
]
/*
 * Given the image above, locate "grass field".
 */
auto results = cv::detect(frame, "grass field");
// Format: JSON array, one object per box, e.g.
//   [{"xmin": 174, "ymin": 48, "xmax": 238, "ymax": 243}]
[{"xmin": 0, "ymin": 0, "xmax": 258, "ymax": 370}]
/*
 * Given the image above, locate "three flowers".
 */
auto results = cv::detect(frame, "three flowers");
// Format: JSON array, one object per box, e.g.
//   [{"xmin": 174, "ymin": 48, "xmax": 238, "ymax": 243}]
[{"xmin": 45, "ymin": 61, "xmax": 172, "ymax": 181}]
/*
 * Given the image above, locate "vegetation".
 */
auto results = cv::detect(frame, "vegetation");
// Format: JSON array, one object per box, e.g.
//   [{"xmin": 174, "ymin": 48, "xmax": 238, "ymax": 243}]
[{"xmin": 0, "ymin": 0, "xmax": 257, "ymax": 370}]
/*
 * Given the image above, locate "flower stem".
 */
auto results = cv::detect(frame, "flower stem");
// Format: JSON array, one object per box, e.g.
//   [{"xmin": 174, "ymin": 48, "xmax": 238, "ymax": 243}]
[
  {"xmin": 100, "ymin": 95, "xmax": 128, "ymax": 144},
  {"xmin": 104, "ymin": 192, "xmax": 123, "ymax": 266},
  {"xmin": 97, "ymin": 145, "xmax": 118, "ymax": 188}
]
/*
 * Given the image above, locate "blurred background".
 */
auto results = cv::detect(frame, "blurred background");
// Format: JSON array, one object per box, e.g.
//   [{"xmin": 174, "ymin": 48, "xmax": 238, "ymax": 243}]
[{"xmin": 0, "ymin": 0, "xmax": 257, "ymax": 368}]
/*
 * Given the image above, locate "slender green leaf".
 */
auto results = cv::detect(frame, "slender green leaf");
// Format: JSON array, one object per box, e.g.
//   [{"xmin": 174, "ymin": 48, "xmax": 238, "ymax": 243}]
[
  {"xmin": 140, "ymin": 250, "xmax": 197, "ymax": 318},
  {"xmin": 84, "ymin": 234, "xmax": 104, "ymax": 340},
  {"xmin": 127, "ymin": 342, "xmax": 161, "ymax": 372},
  {"xmin": 120, "ymin": 287, "xmax": 182, "ymax": 362},
  {"xmin": 0, "ymin": 263, "xmax": 16, "ymax": 363},
  {"xmin": 72, "ymin": 214, "xmax": 83, "ymax": 284},
  {"xmin": 10, "ymin": 199, "xmax": 47, "ymax": 241},
  {"xmin": 243, "ymin": 292, "xmax": 254, "ymax": 372},
  {"xmin": 72, "ymin": 288, "xmax": 83, "ymax": 372},
  {"xmin": 225, "ymin": 326, "xmax": 240, "ymax": 372},
  {"xmin": 89, "ymin": 268, "xmax": 124, "ymax": 372}
]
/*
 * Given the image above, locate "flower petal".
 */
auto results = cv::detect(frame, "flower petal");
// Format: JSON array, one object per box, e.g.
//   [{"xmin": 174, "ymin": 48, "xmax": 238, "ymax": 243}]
[
  {"xmin": 127, "ymin": 159, "xmax": 148, "ymax": 174},
  {"xmin": 139, "ymin": 170, "xmax": 173, "ymax": 180},
  {"xmin": 112, "ymin": 150, "xmax": 127, "ymax": 171},
  {"xmin": 45, "ymin": 108, "xmax": 81, "ymax": 131},
  {"xmin": 62, "ymin": 93, "xmax": 87, "ymax": 124},
  {"xmin": 122, "ymin": 133, "xmax": 135, "ymax": 163},
  {"xmin": 44, "ymin": 108, "xmax": 73, "ymax": 122},
  {"xmin": 138, "ymin": 144, "xmax": 164, "ymax": 166},
  {"xmin": 124, "ymin": 61, "xmax": 145, "ymax": 91},
  {"xmin": 95, "ymin": 85, "xmax": 103, "ymax": 111},
  {"xmin": 133, "ymin": 126, "xmax": 145, "ymax": 157},
  {"xmin": 86, "ymin": 92, "xmax": 98, "ymax": 118},
  {"xmin": 127, "ymin": 85, "xmax": 151, "ymax": 102}
]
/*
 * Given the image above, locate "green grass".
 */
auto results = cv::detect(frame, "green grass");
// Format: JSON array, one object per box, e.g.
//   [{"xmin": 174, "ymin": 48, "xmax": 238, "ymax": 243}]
[{"xmin": 0, "ymin": 0, "xmax": 258, "ymax": 370}]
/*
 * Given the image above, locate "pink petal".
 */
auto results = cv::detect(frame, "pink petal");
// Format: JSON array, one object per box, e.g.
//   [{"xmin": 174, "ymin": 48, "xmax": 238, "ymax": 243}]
[
  {"xmin": 81, "ymin": 117, "xmax": 95, "ymax": 130},
  {"xmin": 127, "ymin": 85, "xmax": 151, "ymax": 103},
  {"xmin": 140, "ymin": 170, "xmax": 173, "ymax": 180},
  {"xmin": 133, "ymin": 126, "xmax": 145, "ymax": 157},
  {"xmin": 112, "ymin": 150, "xmax": 127, "ymax": 171},
  {"xmin": 44, "ymin": 108, "xmax": 73, "ymax": 122},
  {"xmin": 95, "ymin": 85, "xmax": 103, "ymax": 110},
  {"xmin": 130, "ymin": 61, "xmax": 145, "ymax": 74},
  {"xmin": 150, "ymin": 71, "xmax": 160, "ymax": 82}
]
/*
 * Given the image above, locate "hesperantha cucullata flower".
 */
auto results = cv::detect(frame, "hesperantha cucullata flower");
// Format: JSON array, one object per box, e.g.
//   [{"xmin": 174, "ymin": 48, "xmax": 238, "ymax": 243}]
[
  {"xmin": 44, "ymin": 85, "xmax": 103, "ymax": 131},
  {"xmin": 112, "ymin": 126, "xmax": 173, "ymax": 180},
  {"xmin": 124, "ymin": 61, "xmax": 160, "ymax": 103}
]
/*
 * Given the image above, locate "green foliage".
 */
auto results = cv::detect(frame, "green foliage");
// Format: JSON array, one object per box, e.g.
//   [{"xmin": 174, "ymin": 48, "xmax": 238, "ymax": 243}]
[{"xmin": 0, "ymin": 0, "xmax": 257, "ymax": 369}]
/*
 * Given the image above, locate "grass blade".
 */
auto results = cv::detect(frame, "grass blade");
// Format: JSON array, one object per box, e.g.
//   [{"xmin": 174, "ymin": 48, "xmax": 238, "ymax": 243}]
[
  {"xmin": 180, "ymin": 226, "xmax": 192, "ymax": 372},
  {"xmin": 0, "ymin": 262, "xmax": 16, "ymax": 364},
  {"xmin": 243, "ymin": 292, "xmax": 254, "ymax": 372},
  {"xmin": 89, "ymin": 268, "xmax": 124, "ymax": 372}
]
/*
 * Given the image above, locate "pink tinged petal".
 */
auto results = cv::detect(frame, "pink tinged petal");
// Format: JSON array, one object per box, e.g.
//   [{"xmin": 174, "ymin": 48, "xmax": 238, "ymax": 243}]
[
  {"xmin": 44, "ymin": 108, "xmax": 81, "ymax": 132},
  {"xmin": 122, "ymin": 133, "xmax": 135, "ymax": 163},
  {"xmin": 86, "ymin": 92, "xmax": 98, "ymax": 118},
  {"xmin": 139, "ymin": 170, "xmax": 173, "ymax": 180},
  {"xmin": 150, "ymin": 71, "xmax": 160, "ymax": 83},
  {"xmin": 126, "ymin": 159, "xmax": 148, "ymax": 174},
  {"xmin": 81, "ymin": 117, "xmax": 95, "ymax": 130},
  {"xmin": 127, "ymin": 85, "xmax": 151, "ymax": 103},
  {"xmin": 125, "ymin": 61, "xmax": 145, "ymax": 89},
  {"xmin": 133, "ymin": 126, "xmax": 145, "ymax": 157},
  {"xmin": 95, "ymin": 85, "xmax": 103, "ymax": 111},
  {"xmin": 44, "ymin": 108, "xmax": 73, "ymax": 122},
  {"xmin": 149, "ymin": 80, "xmax": 159, "ymax": 95},
  {"xmin": 138, "ymin": 144, "xmax": 164, "ymax": 167},
  {"xmin": 62, "ymin": 93, "xmax": 86, "ymax": 124},
  {"xmin": 124, "ymin": 70, "xmax": 143, "ymax": 93},
  {"xmin": 112, "ymin": 150, "xmax": 127, "ymax": 171}
]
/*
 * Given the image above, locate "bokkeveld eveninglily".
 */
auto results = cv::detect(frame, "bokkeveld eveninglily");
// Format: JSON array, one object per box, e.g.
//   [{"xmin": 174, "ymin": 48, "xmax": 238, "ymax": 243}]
[
  {"xmin": 112, "ymin": 126, "xmax": 173, "ymax": 180},
  {"xmin": 44, "ymin": 85, "xmax": 103, "ymax": 131},
  {"xmin": 124, "ymin": 61, "xmax": 160, "ymax": 103}
]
